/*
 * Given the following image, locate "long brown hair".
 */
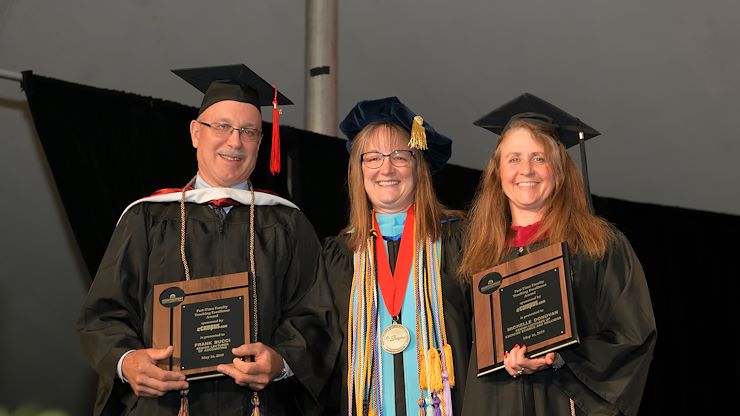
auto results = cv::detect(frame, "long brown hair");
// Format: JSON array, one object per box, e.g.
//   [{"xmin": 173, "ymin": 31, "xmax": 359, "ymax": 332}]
[
  {"xmin": 459, "ymin": 119, "xmax": 614, "ymax": 278},
  {"xmin": 344, "ymin": 122, "xmax": 462, "ymax": 250}
]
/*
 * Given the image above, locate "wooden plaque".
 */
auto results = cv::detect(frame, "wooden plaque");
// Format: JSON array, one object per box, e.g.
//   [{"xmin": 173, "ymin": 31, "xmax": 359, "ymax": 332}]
[
  {"xmin": 472, "ymin": 242, "xmax": 578, "ymax": 376},
  {"xmin": 152, "ymin": 272, "xmax": 251, "ymax": 380}
]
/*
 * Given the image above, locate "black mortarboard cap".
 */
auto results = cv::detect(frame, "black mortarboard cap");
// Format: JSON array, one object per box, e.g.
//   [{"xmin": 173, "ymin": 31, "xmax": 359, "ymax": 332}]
[
  {"xmin": 475, "ymin": 93, "xmax": 600, "ymax": 211},
  {"xmin": 173, "ymin": 64, "xmax": 293, "ymax": 175},
  {"xmin": 340, "ymin": 96, "xmax": 452, "ymax": 173},
  {"xmin": 473, "ymin": 92, "xmax": 600, "ymax": 148},
  {"xmin": 172, "ymin": 64, "xmax": 293, "ymax": 115}
]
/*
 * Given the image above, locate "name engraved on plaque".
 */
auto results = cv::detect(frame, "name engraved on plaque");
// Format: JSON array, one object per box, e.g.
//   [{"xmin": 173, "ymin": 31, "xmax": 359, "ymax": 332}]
[
  {"xmin": 499, "ymin": 268, "xmax": 565, "ymax": 352},
  {"xmin": 181, "ymin": 296, "xmax": 244, "ymax": 370}
]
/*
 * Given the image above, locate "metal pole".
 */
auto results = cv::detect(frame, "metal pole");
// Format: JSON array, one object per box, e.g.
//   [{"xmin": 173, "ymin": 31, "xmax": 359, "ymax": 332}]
[
  {"xmin": 305, "ymin": 0, "xmax": 337, "ymax": 137},
  {"xmin": 0, "ymin": 69, "xmax": 22, "ymax": 82}
]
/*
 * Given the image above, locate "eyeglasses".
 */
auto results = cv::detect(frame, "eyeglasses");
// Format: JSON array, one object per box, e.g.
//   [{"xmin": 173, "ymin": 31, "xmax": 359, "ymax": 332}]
[
  {"xmin": 361, "ymin": 150, "xmax": 415, "ymax": 169},
  {"xmin": 196, "ymin": 120, "xmax": 263, "ymax": 142}
]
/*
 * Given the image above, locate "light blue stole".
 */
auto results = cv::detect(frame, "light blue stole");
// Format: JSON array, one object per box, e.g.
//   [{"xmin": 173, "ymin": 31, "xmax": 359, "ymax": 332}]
[{"xmin": 376, "ymin": 212, "xmax": 421, "ymax": 416}]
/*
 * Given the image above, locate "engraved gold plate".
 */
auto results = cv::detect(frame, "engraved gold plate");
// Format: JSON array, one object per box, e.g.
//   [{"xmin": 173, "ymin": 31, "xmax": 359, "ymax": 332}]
[{"xmin": 381, "ymin": 323, "xmax": 411, "ymax": 354}]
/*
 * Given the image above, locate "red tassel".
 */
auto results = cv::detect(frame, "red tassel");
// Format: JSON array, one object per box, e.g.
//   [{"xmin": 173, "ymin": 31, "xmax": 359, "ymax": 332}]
[{"xmin": 270, "ymin": 84, "xmax": 281, "ymax": 175}]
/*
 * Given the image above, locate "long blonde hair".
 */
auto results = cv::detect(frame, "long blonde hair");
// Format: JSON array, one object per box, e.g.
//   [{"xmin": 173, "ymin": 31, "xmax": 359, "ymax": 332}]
[
  {"xmin": 343, "ymin": 122, "xmax": 462, "ymax": 250},
  {"xmin": 459, "ymin": 119, "xmax": 614, "ymax": 278}
]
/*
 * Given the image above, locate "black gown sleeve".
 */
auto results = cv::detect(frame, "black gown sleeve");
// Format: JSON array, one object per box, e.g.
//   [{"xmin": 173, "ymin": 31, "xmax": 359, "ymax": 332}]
[
  {"xmin": 266, "ymin": 210, "xmax": 342, "ymax": 409},
  {"xmin": 555, "ymin": 230, "xmax": 657, "ymax": 415},
  {"xmin": 76, "ymin": 204, "xmax": 151, "ymax": 415},
  {"xmin": 439, "ymin": 219, "xmax": 474, "ymax": 416},
  {"xmin": 320, "ymin": 234, "xmax": 354, "ymax": 416}
]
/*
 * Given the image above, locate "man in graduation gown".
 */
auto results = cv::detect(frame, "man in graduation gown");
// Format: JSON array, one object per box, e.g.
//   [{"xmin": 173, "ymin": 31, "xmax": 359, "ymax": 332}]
[{"xmin": 77, "ymin": 65, "xmax": 339, "ymax": 415}]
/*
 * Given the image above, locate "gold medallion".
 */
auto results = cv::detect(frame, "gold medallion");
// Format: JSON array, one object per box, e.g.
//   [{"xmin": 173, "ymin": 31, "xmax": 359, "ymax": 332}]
[{"xmin": 381, "ymin": 323, "xmax": 410, "ymax": 354}]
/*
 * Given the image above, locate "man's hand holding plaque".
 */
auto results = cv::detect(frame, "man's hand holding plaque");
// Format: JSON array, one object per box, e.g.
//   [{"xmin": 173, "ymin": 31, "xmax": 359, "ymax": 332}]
[
  {"xmin": 217, "ymin": 342, "xmax": 285, "ymax": 390},
  {"xmin": 122, "ymin": 346, "xmax": 188, "ymax": 397}
]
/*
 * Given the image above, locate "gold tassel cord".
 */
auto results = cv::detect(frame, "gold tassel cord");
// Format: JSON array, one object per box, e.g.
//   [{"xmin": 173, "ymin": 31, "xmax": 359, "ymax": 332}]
[
  {"xmin": 444, "ymin": 343, "xmax": 455, "ymax": 387},
  {"xmin": 432, "ymin": 239, "xmax": 454, "ymax": 387},
  {"xmin": 347, "ymin": 260, "xmax": 358, "ymax": 416},
  {"xmin": 250, "ymin": 393, "xmax": 261, "ymax": 416},
  {"xmin": 413, "ymin": 240, "xmax": 428, "ymax": 400},
  {"xmin": 408, "ymin": 115, "xmax": 428, "ymax": 150},
  {"xmin": 421, "ymin": 243, "xmax": 443, "ymax": 393},
  {"xmin": 361, "ymin": 242, "xmax": 376, "ymax": 414},
  {"xmin": 418, "ymin": 348, "xmax": 428, "ymax": 390},
  {"xmin": 348, "ymin": 237, "xmax": 378, "ymax": 416},
  {"xmin": 427, "ymin": 347, "xmax": 443, "ymax": 393}
]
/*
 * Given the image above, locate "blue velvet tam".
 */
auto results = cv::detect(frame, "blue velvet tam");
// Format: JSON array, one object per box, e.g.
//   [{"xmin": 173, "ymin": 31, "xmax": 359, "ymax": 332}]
[
  {"xmin": 339, "ymin": 96, "xmax": 452, "ymax": 174},
  {"xmin": 172, "ymin": 64, "xmax": 293, "ymax": 115},
  {"xmin": 474, "ymin": 92, "xmax": 600, "ymax": 148}
]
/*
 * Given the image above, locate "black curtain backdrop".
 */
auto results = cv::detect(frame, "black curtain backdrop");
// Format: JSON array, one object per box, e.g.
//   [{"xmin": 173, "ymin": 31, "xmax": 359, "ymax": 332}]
[{"xmin": 22, "ymin": 72, "xmax": 739, "ymax": 414}]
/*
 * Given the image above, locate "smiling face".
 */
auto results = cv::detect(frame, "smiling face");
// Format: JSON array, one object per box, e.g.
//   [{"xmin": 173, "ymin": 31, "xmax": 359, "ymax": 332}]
[
  {"xmin": 498, "ymin": 126, "xmax": 555, "ymax": 225},
  {"xmin": 361, "ymin": 125, "xmax": 416, "ymax": 213},
  {"xmin": 190, "ymin": 100, "xmax": 262, "ymax": 187}
]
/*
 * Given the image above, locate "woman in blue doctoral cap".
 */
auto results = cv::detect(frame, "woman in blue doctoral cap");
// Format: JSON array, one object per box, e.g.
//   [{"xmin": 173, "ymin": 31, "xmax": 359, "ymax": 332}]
[{"xmin": 322, "ymin": 97, "xmax": 472, "ymax": 416}]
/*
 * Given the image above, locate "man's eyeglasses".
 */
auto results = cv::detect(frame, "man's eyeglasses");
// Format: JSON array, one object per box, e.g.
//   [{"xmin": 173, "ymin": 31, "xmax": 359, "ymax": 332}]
[
  {"xmin": 361, "ymin": 150, "xmax": 415, "ymax": 169},
  {"xmin": 197, "ymin": 120, "xmax": 263, "ymax": 142}
]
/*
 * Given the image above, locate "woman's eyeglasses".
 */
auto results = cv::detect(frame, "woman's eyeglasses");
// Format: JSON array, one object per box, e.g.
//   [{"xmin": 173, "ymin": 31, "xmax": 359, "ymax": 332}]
[{"xmin": 361, "ymin": 150, "xmax": 414, "ymax": 169}]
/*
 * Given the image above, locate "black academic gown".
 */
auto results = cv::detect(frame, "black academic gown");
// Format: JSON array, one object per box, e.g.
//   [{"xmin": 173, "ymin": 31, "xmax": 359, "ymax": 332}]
[
  {"xmin": 461, "ymin": 230, "xmax": 657, "ymax": 416},
  {"xmin": 322, "ymin": 219, "xmax": 472, "ymax": 416},
  {"xmin": 78, "ymin": 201, "xmax": 340, "ymax": 416}
]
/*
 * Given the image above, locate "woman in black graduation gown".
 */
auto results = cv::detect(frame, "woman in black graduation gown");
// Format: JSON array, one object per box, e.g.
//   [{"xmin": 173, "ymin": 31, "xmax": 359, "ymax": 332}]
[
  {"xmin": 458, "ymin": 94, "xmax": 657, "ymax": 416},
  {"xmin": 322, "ymin": 97, "xmax": 472, "ymax": 416}
]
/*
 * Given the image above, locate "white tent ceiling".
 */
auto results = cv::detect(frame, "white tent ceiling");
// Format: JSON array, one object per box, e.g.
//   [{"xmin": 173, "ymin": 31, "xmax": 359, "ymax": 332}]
[{"xmin": 2, "ymin": 1, "xmax": 739, "ymax": 216}]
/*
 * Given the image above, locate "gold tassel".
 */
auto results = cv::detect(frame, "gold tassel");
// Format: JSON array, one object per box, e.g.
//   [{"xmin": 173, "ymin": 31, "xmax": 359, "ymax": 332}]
[
  {"xmin": 369, "ymin": 407, "xmax": 377, "ymax": 416},
  {"xmin": 408, "ymin": 115, "xmax": 428, "ymax": 150},
  {"xmin": 444, "ymin": 343, "xmax": 455, "ymax": 387},
  {"xmin": 418, "ymin": 348, "xmax": 428, "ymax": 389},
  {"xmin": 250, "ymin": 392, "xmax": 261, "ymax": 416},
  {"xmin": 428, "ymin": 348, "xmax": 443, "ymax": 393}
]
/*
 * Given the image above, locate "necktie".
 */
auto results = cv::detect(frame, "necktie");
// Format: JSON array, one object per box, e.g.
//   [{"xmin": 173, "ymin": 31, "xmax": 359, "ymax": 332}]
[
  {"xmin": 149, "ymin": 187, "xmax": 241, "ymax": 208},
  {"xmin": 207, "ymin": 198, "xmax": 240, "ymax": 208}
]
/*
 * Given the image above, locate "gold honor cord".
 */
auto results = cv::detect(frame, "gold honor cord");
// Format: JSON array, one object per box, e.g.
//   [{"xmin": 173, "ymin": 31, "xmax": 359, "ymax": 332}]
[
  {"xmin": 247, "ymin": 180, "xmax": 260, "ymax": 416},
  {"xmin": 348, "ymin": 236, "xmax": 378, "ymax": 416},
  {"xmin": 347, "ymin": 227, "xmax": 453, "ymax": 414},
  {"xmin": 415, "ymin": 238, "xmax": 453, "ymax": 412},
  {"xmin": 414, "ymin": 242, "xmax": 426, "ymax": 398},
  {"xmin": 180, "ymin": 176, "xmax": 197, "ymax": 280},
  {"xmin": 362, "ymin": 240, "xmax": 375, "ymax": 414},
  {"xmin": 177, "ymin": 176, "xmax": 260, "ymax": 415}
]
